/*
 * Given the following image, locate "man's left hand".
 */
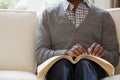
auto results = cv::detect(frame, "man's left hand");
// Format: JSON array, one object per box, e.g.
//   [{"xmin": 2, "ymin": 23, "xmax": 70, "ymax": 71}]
[{"xmin": 88, "ymin": 42, "xmax": 104, "ymax": 57}]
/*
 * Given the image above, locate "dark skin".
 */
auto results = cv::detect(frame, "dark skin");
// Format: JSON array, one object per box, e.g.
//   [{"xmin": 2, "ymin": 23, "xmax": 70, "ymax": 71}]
[
  {"xmin": 68, "ymin": 0, "xmax": 84, "ymax": 12},
  {"xmin": 66, "ymin": 42, "xmax": 104, "ymax": 59},
  {"xmin": 88, "ymin": 43, "xmax": 104, "ymax": 57},
  {"xmin": 65, "ymin": 0, "xmax": 104, "ymax": 58}
]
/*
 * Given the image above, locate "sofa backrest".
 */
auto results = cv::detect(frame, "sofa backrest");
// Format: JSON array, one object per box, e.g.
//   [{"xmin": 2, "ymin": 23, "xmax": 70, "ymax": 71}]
[
  {"xmin": 0, "ymin": 10, "xmax": 37, "ymax": 73},
  {"xmin": 108, "ymin": 8, "xmax": 120, "ymax": 74}
]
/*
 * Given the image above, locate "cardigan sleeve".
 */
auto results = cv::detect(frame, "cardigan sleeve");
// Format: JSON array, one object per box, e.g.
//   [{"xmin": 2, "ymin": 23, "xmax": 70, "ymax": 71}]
[
  {"xmin": 101, "ymin": 11, "xmax": 119, "ymax": 67},
  {"xmin": 35, "ymin": 10, "xmax": 67, "ymax": 65}
]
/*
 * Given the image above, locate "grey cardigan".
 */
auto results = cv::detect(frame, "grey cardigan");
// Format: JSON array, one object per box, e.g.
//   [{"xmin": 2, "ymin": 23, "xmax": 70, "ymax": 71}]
[{"xmin": 35, "ymin": 1, "xmax": 119, "ymax": 66}]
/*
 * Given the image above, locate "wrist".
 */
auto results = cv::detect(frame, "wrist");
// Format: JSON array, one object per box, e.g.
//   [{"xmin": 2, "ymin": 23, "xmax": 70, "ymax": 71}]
[{"xmin": 65, "ymin": 51, "xmax": 70, "ymax": 55}]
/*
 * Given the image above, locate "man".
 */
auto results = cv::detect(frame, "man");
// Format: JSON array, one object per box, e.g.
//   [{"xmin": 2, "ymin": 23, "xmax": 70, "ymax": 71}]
[{"xmin": 35, "ymin": 0, "xmax": 119, "ymax": 80}]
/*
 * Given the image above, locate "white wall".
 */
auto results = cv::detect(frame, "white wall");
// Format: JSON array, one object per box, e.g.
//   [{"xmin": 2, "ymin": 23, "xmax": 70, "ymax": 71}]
[
  {"xmin": 27, "ymin": 0, "xmax": 112, "ymax": 14},
  {"xmin": 27, "ymin": 0, "xmax": 44, "ymax": 14},
  {"xmin": 27, "ymin": 0, "xmax": 61, "ymax": 14},
  {"xmin": 95, "ymin": 0, "xmax": 112, "ymax": 9}
]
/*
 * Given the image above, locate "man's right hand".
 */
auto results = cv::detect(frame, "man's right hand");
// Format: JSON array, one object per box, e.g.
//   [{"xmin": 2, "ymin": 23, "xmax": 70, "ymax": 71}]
[{"xmin": 65, "ymin": 44, "xmax": 87, "ymax": 58}]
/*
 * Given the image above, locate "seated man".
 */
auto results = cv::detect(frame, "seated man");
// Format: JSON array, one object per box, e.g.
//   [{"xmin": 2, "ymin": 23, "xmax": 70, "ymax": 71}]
[{"xmin": 35, "ymin": 0, "xmax": 119, "ymax": 80}]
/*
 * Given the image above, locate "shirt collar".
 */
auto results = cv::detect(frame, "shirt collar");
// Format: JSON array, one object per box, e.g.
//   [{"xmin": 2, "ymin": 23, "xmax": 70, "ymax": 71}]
[
  {"xmin": 84, "ymin": 0, "xmax": 91, "ymax": 7},
  {"xmin": 62, "ymin": 0, "xmax": 91, "ymax": 11}
]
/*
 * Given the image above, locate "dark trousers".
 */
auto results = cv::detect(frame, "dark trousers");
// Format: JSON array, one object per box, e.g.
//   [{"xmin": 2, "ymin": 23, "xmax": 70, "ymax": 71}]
[{"xmin": 46, "ymin": 59, "xmax": 108, "ymax": 80}]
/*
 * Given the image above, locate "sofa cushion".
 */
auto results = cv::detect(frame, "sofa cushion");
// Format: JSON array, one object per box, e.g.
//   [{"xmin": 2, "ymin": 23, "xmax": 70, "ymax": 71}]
[
  {"xmin": 108, "ymin": 8, "xmax": 120, "ymax": 74},
  {"xmin": 0, "ymin": 10, "xmax": 37, "ymax": 73},
  {"xmin": 102, "ymin": 75, "xmax": 120, "ymax": 80},
  {"xmin": 0, "ymin": 71, "xmax": 38, "ymax": 80}
]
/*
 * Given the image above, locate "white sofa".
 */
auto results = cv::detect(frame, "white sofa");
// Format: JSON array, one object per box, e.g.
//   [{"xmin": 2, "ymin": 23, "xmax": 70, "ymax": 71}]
[
  {"xmin": 102, "ymin": 8, "xmax": 120, "ymax": 80},
  {"xmin": 0, "ymin": 10, "xmax": 38, "ymax": 80},
  {"xmin": 0, "ymin": 8, "xmax": 120, "ymax": 80},
  {"xmin": 109, "ymin": 8, "xmax": 120, "ymax": 75}
]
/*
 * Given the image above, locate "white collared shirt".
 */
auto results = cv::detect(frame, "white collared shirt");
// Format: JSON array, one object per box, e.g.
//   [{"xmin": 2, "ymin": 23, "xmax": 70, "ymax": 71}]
[{"xmin": 65, "ymin": 0, "xmax": 90, "ymax": 28}]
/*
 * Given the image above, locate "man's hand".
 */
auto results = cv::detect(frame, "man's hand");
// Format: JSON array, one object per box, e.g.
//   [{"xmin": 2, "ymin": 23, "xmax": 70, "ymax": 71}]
[
  {"xmin": 65, "ymin": 44, "xmax": 87, "ymax": 58},
  {"xmin": 88, "ymin": 42, "xmax": 104, "ymax": 57}
]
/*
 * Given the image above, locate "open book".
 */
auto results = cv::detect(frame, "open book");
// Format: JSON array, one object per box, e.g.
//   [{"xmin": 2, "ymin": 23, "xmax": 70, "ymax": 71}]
[{"xmin": 37, "ymin": 54, "xmax": 114, "ymax": 80}]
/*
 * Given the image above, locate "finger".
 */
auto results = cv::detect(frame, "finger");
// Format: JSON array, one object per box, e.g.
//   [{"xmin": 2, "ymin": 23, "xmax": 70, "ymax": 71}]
[
  {"xmin": 88, "ymin": 48, "xmax": 92, "ymax": 55},
  {"xmin": 71, "ymin": 45, "xmax": 80, "ymax": 56},
  {"xmin": 77, "ymin": 45, "xmax": 87, "ymax": 55},
  {"xmin": 73, "ymin": 43, "xmax": 80, "ymax": 47},
  {"xmin": 93, "ymin": 44, "xmax": 101, "ymax": 55},
  {"xmin": 70, "ymin": 51, "xmax": 78, "ymax": 58},
  {"xmin": 72, "ymin": 44, "xmax": 83, "ymax": 55},
  {"xmin": 95, "ymin": 47, "xmax": 104, "ymax": 57},
  {"xmin": 75, "ymin": 43, "xmax": 80, "ymax": 46},
  {"xmin": 89, "ymin": 42, "xmax": 97, "ymax": 55},
  {"xmin": 72, "ymin": 49, "xmax": 80, "ymax": 56},
  {"xmin": 71, "ymin": 45, "xmax": 77, "ymax": 51}
]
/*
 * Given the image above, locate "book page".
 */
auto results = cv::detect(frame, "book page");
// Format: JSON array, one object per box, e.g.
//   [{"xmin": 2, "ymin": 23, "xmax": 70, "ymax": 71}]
[{"xmin": 37, "ymin": 55, "xmax": 114, "ymax": 80}]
